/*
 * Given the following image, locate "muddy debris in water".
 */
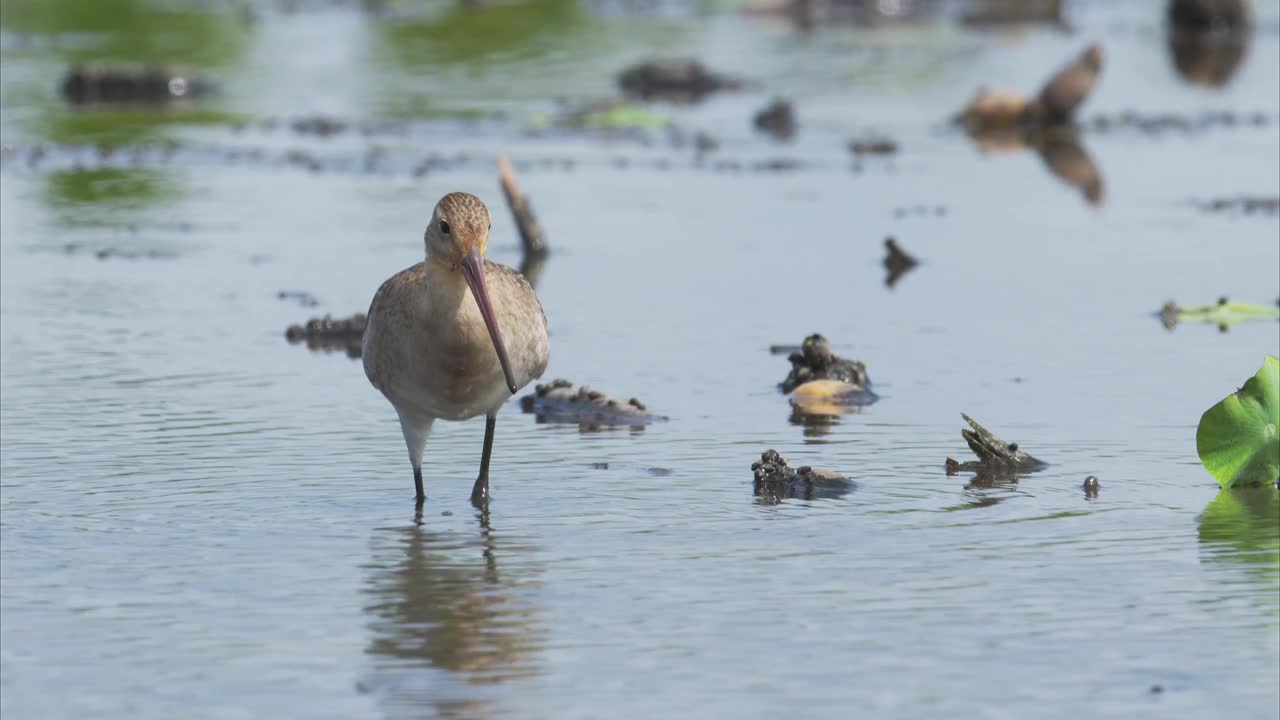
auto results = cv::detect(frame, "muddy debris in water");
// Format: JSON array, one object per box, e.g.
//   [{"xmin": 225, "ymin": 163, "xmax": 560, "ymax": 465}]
[
  {"xmin": 62, "ymin": 242, "xmax": 173, "ymax": 260},
  {"xmin": 751, "ymin": 449, "xmax": 853, "ymax": 504},
  {"xmin": 61, "ymin": 65, "xmax": 214, "ymax": 105},
  {"xmin": 1083, "ymin": 475, "xmax": 1100, "ymax": 497},
  {"xmin": 1085, "ymin": 109, "xmax": 1275, "ymax": 134},
  {"xmin": 291, "ymin": 115, "xmax": 349, "ymax": 137},
  {"xmin": 285, "ymin": 313, "xmax": 366, "ymax": 359},
  {"xmin": 779, "ymin": 334, "xmax": 871, "ymax": 394},
  {"xmin": 883, "ymin": 236, "xmax": 919, "ymax": 290},
  {"xmin": 617, "ymin": 59, "xmax": 741, "ymax": 103},
  {"xmin": 957, "ymin": 43, "xmax": 1101, "ymax": 132},
  {"xmin": 849, "ymin": 138, "xmax": 899, "ymax": 156},
  {"xmin": 519, "ymin": 379, "xmax": 666, "ymax": 431},
  {"xmin": 893, "ymin": 205, "xmax": 947, "ymax": 219},
  {"xmin": 945, "ymin": 413, "xmax": 1048, "ymax": 477},
  {"xmin": 1196, "ymin": 195, "xmax": 1279, "ymax": 215},
  {"xmin": 277, "ymin": 290, "xmax": 319, "ymax": 307},
  {"xmin": 753, "ymin": 99, "xmax": 796, "ymax": 140}
]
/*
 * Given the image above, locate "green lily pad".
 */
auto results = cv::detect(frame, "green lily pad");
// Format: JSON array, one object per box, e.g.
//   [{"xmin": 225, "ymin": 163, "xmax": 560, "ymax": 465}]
[{"xmin": 1196, "ymin": 356, "xmax": 1280, "ymax": 488}]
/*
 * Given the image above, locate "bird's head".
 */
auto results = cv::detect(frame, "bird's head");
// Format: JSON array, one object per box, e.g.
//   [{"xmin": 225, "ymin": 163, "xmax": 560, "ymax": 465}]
[{"xmin": 424, "ymin": 192, "xmax": 516, "ymax": 394}]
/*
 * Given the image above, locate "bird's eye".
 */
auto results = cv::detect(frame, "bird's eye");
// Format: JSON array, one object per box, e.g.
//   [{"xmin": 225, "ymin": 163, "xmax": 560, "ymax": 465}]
[{"xmin": 440, "ymin": 221, "xmax": 451, "ymax": 235}]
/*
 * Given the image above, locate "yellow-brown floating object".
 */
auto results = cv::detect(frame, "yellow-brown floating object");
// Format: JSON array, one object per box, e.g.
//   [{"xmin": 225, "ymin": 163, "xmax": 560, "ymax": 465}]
[{"xmin": 790, "ymin": 379, "xmax": 865, "ymax": 416}]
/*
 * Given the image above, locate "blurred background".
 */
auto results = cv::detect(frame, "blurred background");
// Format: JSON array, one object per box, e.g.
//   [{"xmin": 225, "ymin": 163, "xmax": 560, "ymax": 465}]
[{"xmin": 1, "ymin": 1, "xmax": 1278, "ymax": 718}]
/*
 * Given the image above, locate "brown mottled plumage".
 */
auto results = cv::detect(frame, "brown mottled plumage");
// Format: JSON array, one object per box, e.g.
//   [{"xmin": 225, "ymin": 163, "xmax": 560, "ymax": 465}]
[{"xmin": 363, "ymin": 193, "xmax": 550, "ymax": 506}]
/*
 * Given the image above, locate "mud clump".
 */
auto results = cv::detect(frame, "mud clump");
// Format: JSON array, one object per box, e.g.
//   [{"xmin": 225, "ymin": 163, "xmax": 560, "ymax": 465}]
[
  {"xmin": 285, "ymin": 313, "xmax": 366, "ymax": 359},
  {"xmin": 779, "ymin": 334, "xmax": 870, "ymax": 394},
  {"xmin": 883, "ymin": 237, "xmax": 918, "ymax": 289},
  {"xmin": 61, "ymin": 65, "xmax": 213, "ymax": 105},
  {"xmin": 519, "ymin": 379, "xmax": 666, "ymax": 431},
  {"xmin": 945, "ymin": 413, "xmax": 1048, "ymax": 477},
  {"xmin": 617, "ymin": 60, "xmax": 741, "ymax": 103},
  {"xmin": 291, "ymin": 115, "xmax": 349, "ymax": 137},
  {"xmin": 751, "ymin": 449, "xmax": 853, "ymax": 503},
  {"xmin": 753, "ymin": 99, "xmax": 795, "ymax": 140}
]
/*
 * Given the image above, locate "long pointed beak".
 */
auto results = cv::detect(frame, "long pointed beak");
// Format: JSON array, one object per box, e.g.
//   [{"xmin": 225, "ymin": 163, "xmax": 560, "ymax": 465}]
[{"xmin": 460, "ymin": 251, "xmax": 518, "ymax": 394}]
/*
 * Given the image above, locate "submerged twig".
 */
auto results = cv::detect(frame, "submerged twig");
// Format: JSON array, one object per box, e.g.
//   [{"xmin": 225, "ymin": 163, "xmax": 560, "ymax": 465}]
[{"xmin": 498, "ymin": 154, "xmax": 547, "ymax": 258}]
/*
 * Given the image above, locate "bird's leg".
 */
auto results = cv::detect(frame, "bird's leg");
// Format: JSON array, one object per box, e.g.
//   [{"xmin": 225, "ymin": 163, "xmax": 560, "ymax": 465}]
[
  {"xmin": 470, "ymin": 414, "xmax": 497, "ymax": 507},
  {"xmin": 398, "ymin": 413, "xmax": 432, "ymax": 504}
]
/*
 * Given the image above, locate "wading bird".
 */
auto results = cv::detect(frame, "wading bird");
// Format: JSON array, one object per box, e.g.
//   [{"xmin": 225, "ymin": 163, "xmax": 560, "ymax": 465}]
[{"xmin": 363, "ymin": 192, "xmax": 549, "ymax": 506}]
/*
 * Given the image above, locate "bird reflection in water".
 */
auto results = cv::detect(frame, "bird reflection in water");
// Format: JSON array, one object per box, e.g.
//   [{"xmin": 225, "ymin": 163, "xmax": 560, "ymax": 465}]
[{"xmin": 361, "ymin": 509, "xmax": 543, "ymax": 718}]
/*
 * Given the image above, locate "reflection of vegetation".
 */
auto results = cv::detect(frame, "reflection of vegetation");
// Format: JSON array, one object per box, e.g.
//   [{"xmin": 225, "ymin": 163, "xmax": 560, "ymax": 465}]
[
  {"xmin": 379, "ymin": 0, "xmax": 588, "ymax": 66},
  {"xmin": 0, "ymin": 0, "xmax": 247, "ymax": 66},
  {"xmin": 2, "ymin": 0, "xmax": 246, "ymax": 148},
  {"xmin": 363, "ymin": 517, "xmax": 543, "ymax": 715},
  {"xmin": 1199, "ymin": 488, "xmax": 1280, "ymax": 614},
  {"xmin": 44, "ymin": 167, "xmax": 178, "ymax": 215},
  {"xmin": 369, "ymin": 1, "xmax": 686, "ymax": 113},
  {"xmin": 46, "ymin": 107, "xmax": 241, "ymax": 147}
]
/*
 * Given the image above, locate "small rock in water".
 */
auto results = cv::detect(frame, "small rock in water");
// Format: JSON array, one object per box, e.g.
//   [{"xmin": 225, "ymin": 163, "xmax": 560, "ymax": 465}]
[{"xmin": 1083, "ymin": 475, "xmax": 1100, "ymax": 497}]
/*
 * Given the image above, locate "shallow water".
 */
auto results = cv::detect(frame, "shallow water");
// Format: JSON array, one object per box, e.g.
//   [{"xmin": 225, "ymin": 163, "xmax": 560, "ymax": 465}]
[{"xmin": 2, "ymin": 1, "xmax": 1279, "ymax": 718}]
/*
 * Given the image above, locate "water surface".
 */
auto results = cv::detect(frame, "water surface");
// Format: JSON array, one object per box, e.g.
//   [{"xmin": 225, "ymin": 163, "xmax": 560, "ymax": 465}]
[{"xmin": 2, "ymin": 1, "xmax": 1279, "ymax": 718}]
